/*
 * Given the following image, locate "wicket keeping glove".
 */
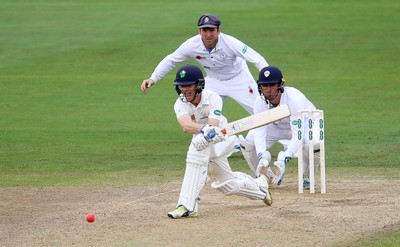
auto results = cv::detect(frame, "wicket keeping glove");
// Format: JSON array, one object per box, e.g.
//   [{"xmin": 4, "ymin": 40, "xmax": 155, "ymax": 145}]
[
  {"xmin": 272, "ymin": 151, "xmax": 292, "ymax": 185},
  {"xmin": 200, "ymin": 125, "xmax": 226, "ymax": 144},
  {"xmin": 256, "ymin": 151, "xmax": 271, "ymax": 177},
  {"xmin": 192, "ymin": 134, "xmax": 209, "ymax": 151}
]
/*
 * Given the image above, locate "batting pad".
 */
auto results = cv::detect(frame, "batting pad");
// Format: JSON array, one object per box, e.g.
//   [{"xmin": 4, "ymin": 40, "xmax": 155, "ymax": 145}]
[
  {"xmin": 238, "ymin": 135, "xmax": 259, "ymax": 175},
  {"xmin": 211, "ymin": 172, "xmax": 266, "ymax": 200},
  {"xmin": 177, "ymin": 146, "xmax": 209, "ymax": 212}
]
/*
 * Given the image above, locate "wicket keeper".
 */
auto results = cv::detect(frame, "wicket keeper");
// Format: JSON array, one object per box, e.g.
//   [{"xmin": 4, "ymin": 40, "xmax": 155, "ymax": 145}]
[{"xmin": 239, "ymin": 66, "xmax": 321, "ymax": 189}]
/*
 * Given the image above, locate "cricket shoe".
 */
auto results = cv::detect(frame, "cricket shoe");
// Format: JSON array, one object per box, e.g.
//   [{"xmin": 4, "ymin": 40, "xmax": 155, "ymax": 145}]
[
  {"xmin": 303, "ymin": 180, "xmax": 310, "ymax": 189},
  {"xmin": 258, "ymin": 174, "xmax": 273, "ymax": 206},
  {"xmin": 263, "ymin": 189, "xmax": 273, "ymax": 206},
  {"xmin": 303, "ymin": 180, "xmax": 316, "ymax": 190},
  {"xmin": 167, "ymin": 205, "xmax": 198, "ymax": 219}
]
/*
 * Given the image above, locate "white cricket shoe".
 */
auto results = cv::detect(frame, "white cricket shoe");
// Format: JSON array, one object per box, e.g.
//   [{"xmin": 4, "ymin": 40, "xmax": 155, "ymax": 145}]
[
  {"xmin": 256, "ymin": 175, "xmax": 273, "ymax": 206},
  {"xmin": 167, "ymin": 205, "xmax": 198, "ymax": 219}
]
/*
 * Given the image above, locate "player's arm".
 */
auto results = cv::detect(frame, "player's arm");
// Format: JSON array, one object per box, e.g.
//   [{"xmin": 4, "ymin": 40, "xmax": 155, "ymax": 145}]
[
  {"xmin": 271, "ymin": 111, "xmax": 299, "ymax": 185},
  {"xmin": 140, "ymin": 55, "xmax": 177, "ymax": 93},
  {"xmin": 207, "ymin": 118, "xmax": 220, "ymax": 127},
  {"xmin": 176, "ymin": 114, "xmax": 204, "ymax": 134},
  {"xmin": 283, "ymin": 93, "xmax": 316, "ymax": 158},
  {"xmin": 176, "ymin": 115, "xmax": 220, "ymax": 134},
  {"xmin": 141, "ymin": 41, "xmax": 192, "ymax": 93},
  {"xmin": 225, "ymin": 35, "xmax": 268, "ymax": 70},
  {"xmin": 177, "ymin": 114, "xmax": 225, "ymax": 151},
  {"xmin": 141, "ymin": 79, "xmax": 155, "ymax": 93},
  {"xmin": 285, "ymin": 114, "xmax": 302, "ymax": 158}
]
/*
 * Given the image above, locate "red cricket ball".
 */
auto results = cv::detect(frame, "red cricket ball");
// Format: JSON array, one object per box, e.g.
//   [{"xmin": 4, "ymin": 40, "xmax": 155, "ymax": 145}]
[{"xmin": 86, "ymin": 213, "xmax": 95, "ymax": 223}]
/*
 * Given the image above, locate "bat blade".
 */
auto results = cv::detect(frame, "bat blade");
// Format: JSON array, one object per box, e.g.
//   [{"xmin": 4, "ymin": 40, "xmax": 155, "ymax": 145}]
[{"xmin": 222, "ymin": 104, "xmax": 291, "ymax": 136}]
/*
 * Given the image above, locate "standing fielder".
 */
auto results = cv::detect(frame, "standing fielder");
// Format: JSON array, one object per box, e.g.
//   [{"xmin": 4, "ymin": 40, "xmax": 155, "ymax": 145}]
[
  {"xmin": 141, "ymin": 14, "xmax": 269, "ymax": 114},
  {"xmin": 239, "ymin": 66, "xmax": 320, "ymax": 188},
  {"xmin": 168, "ymin": 64, "xmax": 272, "ymax": 219}
]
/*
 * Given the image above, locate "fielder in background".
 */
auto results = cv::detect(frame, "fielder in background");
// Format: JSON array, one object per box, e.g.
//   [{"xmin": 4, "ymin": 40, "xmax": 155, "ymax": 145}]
[
  {"xmin": 168, "ymin": 64, "xmax": 272, "ymax": 219},
  {"xmin": 141, "ymin": 14, "xmax": 269, "ymax": 114},
  {"xmin": 239, "ymin": 66, "xmax": 321, "ymax": 189}
]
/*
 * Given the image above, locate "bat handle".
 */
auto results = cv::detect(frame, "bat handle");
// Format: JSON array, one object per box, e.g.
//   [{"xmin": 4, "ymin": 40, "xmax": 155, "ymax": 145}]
[{"xmin": 221, "ymin": 128, "xmax": 227, "ymax": 135}]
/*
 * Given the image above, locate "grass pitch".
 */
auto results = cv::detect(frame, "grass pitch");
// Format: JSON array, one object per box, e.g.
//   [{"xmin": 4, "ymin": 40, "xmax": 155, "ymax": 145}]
[{"xmin": 0, "ymin": 0, "xmax": 399, "ymax": 245}]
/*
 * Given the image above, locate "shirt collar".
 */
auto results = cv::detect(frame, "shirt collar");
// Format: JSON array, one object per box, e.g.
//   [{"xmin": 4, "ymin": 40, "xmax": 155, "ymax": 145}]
[{"xmin": 198, "ymin": 35, "xmax": 221, "ymax": 52}]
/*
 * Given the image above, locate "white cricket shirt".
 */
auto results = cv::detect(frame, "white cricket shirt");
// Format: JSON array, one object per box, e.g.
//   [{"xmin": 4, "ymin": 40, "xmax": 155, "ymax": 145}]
[
  {"xmin": 151, "ymin": 33, "xmax": 268, "ymax": 82},
  {"xmin": 253, "ymin": 87, "xmax": 316, "ymax": 158},
  {"xmin": 174, "ymin": 89, "xmax": 225, "ymax": 127}
]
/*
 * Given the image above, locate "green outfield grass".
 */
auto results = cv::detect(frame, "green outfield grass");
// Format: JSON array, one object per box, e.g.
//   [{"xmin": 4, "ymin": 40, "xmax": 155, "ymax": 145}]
[{"xmin": 0, "ymin": 0, "xmax": 399, "ymax": 245}]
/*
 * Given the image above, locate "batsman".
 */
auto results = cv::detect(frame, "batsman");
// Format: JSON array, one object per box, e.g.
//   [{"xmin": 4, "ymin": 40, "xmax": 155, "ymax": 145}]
[{"xmin": 168, "ymin": 64, "xmax": 272, "ymax": 219}]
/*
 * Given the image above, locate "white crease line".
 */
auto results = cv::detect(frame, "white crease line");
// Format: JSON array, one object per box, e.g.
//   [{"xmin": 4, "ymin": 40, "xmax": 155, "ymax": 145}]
[{"xmin": 126, "ymin": 189, "xmax": 179, "ymax": 205}]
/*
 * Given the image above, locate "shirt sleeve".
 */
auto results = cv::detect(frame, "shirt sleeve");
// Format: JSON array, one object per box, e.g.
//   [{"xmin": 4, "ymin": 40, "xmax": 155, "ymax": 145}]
[
  {"xmin": 174, "ymin": 99, "xmax": 191, "ymax": 118},
  {"xmin": 283, "ymin": 89, "xmax": 316, "ymax": 158},
  {"xmin": 207, "ymin": 92, "xmax": 223, "ymax": 121},
  {"xmin": 223, "ymin": 34, "xmax": 269, "ymax": 71},
  {"xmin": 150, "ymin": 39, "xmax": 193, "ymax": 83}
]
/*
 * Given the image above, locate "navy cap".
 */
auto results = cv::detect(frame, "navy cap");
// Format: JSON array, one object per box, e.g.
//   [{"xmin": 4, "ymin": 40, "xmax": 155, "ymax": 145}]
[
  {"xmin": 257, "ymin": 66, "xmax": 285, "ymax": 85},
  {"xmin": 197, "ymin": 14, "xmax": 221, "ymax": 28}
]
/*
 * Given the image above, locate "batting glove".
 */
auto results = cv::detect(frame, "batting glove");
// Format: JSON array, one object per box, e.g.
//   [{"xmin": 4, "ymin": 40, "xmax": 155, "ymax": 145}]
[
  {"xmin": 191, "ymin": 134, "xmax": 209, "ymax": 151},
  {"xmin": 200, "ymin": 125, "xmax": 226, "ymax": 144},
  {"xmin": 272, "ymin": 151, "xmax": 291, "ymax": 185}
]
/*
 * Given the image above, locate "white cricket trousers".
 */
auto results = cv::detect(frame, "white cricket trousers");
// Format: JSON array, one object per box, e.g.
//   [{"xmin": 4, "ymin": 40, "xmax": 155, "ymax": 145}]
[{"xmin": 204, "ymin": 67, "xmax": 258, "ymax": 115}]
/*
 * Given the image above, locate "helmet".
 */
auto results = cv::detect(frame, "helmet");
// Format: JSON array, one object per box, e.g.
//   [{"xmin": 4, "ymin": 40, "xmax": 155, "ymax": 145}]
[
  {"xmin": 174, "ymin": 64, "xmax": 205, "ymax": 95},
  {"xmin": 257, "ymin": 66, "xmax": 284, "ymax": 85},
  {"xmin": 174, "ymin": 64, "xmax": 204, "ymax": 85},
  {"xmin": 257, "ymin": 66, "xmax": 285, "ymax": 94}
]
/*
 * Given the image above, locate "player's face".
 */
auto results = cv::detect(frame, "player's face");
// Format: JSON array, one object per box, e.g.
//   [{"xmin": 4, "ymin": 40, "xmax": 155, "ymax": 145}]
[
  {"xmin": 199, "ymin": 28, "xmax": 220, "ymax": 49},
  {"xmin": 178, "ymin": 84, "xmax": 198, "ymax": 102},
  {"xmin": 260, "ymin": 83, "xmax": 281, "ymax": 101}
]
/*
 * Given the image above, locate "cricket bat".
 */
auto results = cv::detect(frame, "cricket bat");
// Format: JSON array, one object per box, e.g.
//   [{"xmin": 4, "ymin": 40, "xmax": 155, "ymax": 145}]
[{"xmin": 221, "ymin": 104, "xmax": 291, "ymax": 136}]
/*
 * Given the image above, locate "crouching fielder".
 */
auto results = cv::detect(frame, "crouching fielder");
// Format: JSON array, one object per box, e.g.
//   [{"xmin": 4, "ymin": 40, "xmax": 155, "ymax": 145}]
[
  {"xmin": 240, "ymin": 66, "xmax": 321, "ymax": 189},
  {"xmin": 168, "ymin": 64, "xmax": 272, "ymax": 219}
]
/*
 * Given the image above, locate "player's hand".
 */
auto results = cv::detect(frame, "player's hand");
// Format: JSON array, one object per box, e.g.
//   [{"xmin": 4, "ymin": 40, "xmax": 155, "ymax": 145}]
[
  {"xmin": 272, "ymin": 151, "xmax": 291, "ymax": 185},
  {"xmin": 200, "ymin": 125, "xmax": 226, "ymax": 144},
  {"xmin": 192, "ymin": 134, "xmax": 209, "ymax": 151},
  {"xmin": 141, "ymin": 79, "xmax": 155, "ymax": 93},
  {"xmin": 256, "ymin": 151, "xmax": 271, "ymax": 177}
]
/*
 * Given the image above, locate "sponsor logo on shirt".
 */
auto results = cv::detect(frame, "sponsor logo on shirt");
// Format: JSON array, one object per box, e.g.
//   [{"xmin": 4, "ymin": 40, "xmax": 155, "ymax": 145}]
[
  {"xmin": 205, "ymin": 65, "xmax": 231, "ymax": 71},
  {"xmin": 242, "ymin": 45, "xmax": 248, "ymax": 54},
  {"xmin": 200, "ymin": 110, "xmax": 208, "ymax": 120},
  {"xmin": 214, "ymin": 110, "xmax": 222, "ymax": 116}
]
